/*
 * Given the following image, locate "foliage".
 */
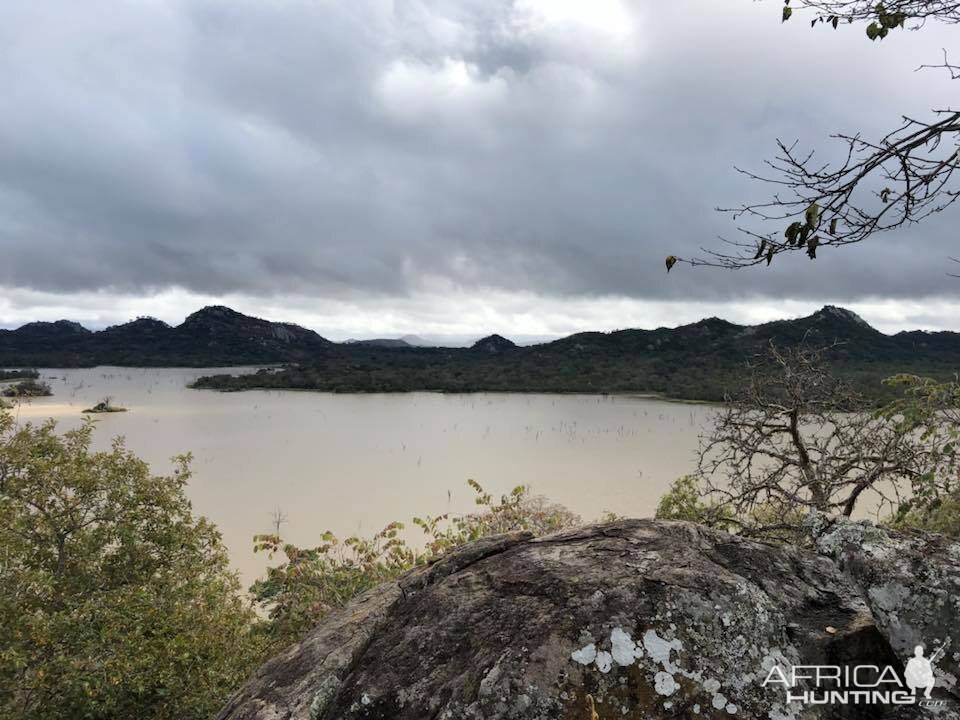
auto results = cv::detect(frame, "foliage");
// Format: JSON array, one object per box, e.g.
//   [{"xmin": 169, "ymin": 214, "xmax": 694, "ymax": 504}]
[
  {"xmin": 655, "ymin": 476, "xmax": 724, "ymax": 524},
  {"xmin": 192, "ymin": 308, "xmax": 960, "ymax": 405},
  {"xmin": 0, "ymin": 369, "xmax": 39, "ymax": 381},
  {"xmin": 880, "ymin": 374, "xmax": 960, "ymax": 535},
  {"xmin": 0, "ymin": 410, "xmax": 264, "ymax": 720},
  {"xmin": 682, "ymin": 344, "xmax": 959, "ymax": 540},
  {"xmin": 3, "ymin": 305, "xmax": 959, "ymax": 405},
  {"xmin": 250, "ymin": 480, "xmax": 580, "ymax": 648},
  {"xmin": 1, "ymin": 379, "xmax": 52, "ymax": 398}
]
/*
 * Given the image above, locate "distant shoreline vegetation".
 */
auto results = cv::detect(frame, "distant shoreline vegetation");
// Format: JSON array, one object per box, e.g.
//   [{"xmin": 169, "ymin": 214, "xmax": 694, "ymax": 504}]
[
  {"xmin": 4, "ymin": 304, "xmax": 960, "ymax": 404},
  {"xmin": 0, "ymin": 368, "xmax": 40, "ymax": 381},
  {"xmin": 189, "ymin": 352, "xmax": 954, "ymax": 404}
]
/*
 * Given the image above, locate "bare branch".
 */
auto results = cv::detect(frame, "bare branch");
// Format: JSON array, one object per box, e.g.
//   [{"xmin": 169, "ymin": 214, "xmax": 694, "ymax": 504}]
[{"xmin": 695, "ymin": 343, "xmax": 956, "ymax": 539}]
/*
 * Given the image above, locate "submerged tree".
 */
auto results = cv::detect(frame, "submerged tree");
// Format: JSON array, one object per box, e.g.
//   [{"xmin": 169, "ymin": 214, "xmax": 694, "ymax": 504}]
[
  {"xmin": 0, "ymin": 411, "xmax": 264, "ymax": 720},
  {"xmin": 674, "ymin": 344, "xmax": 959, "ymax": 539},
  {"xmin": 669, "ymin": 1, "xmax": 960, "ymax": 270}
]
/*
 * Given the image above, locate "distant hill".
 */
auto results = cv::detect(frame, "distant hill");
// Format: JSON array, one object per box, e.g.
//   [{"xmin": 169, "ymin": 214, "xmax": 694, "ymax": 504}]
[
  {"xmin": 345, "ymin": 338, "xmax": 413, "ymax": 348},
  {"xmin": 3, "ymin": 304, "xmax": 959, "ymax": 401},
  {"xmin": 192, "ymin": 305, "xmax": 960, "ymax": 402},
  {"xmin": 471, "ymin": 334, "xmax": 517, "ymax": 354},
  {"xmin": 0, "ymin": 306, "xmax": 331, "ymax": 366}
]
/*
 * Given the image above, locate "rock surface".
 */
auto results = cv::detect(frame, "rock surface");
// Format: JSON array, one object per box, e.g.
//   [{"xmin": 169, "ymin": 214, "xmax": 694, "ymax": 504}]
[
  {"xmin": 814, "ymin": 519, "xmax": 960, "ymax": 704},
  {"xmin": 218, "ymin": 520, "xmax": 960, "ymax": 720}
]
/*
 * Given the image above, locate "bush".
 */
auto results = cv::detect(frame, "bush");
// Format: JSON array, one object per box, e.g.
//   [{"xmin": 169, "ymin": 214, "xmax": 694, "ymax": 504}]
[
  {"xmin": 0, "ymin": 410, "xmax": 264, "ymax": 720},
  {"xmin": 1, "ymin": 379, "xmax": 52, "ymax": 398},
  {"xmin": 251, "ymin": 480, "xmax": 580, "ymax": 648}
]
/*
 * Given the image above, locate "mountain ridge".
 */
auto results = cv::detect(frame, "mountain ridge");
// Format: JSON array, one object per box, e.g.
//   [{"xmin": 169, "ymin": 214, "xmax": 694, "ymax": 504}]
[{"xmin": 2, "ymin": 304, "xmax": 958, "ymax": 402}]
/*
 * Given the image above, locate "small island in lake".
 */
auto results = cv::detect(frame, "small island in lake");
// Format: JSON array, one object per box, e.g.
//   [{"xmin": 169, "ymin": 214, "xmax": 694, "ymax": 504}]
[
  {"xmin": 82, "ymin": 397, "xmax": 128, "ymax": 414},
  {"xmin": 0, "ymin": 368, "xmax": 40, "ymax": 381},
  {"xmin": 1, "ymin": 378, "xmax": 53, "ymax": 398}
]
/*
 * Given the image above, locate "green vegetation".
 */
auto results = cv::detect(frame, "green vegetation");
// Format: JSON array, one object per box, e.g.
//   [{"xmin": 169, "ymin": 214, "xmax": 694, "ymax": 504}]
[
  {"xmin": 0, "ymin": 307, "xmax": 328, "ymax": 368},
  {"xmin": 0, "ymin": 410, "xmax": 264, "ymax": 720},
  {"xmin": 0, "ymin": 369, "xmax": 39, "ymax": 381},
  {"xmin": 251, "ymin": 480, "xmax": 580, "ymax": 648},
  {"xmin": 3, "ymin": 305, "xmax": 959, "ymax": 404},
  {"xmin": 2, "ymin": 353, "xmax": 959, "ymax": 720},
  {"xmin": 0, "ymin": 408, "xmax": 587, "ymax": 716},
  {"xmin": 656, "ymin": 346, "xmax": 960, "ymax": 542},
  {"xmin": 1, "ymin": 378, "xmax": 52, "ymax": 398},
  {"xmin": 82, "ymin": 397, "xmax": 127, "ymax": 414},
  {"xmin": 191, "ymin": 307, "xmax": 960, "ymax": 404}
]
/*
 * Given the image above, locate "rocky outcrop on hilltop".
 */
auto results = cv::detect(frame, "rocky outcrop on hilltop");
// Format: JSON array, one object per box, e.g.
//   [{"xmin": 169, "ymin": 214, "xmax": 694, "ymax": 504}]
[
  {"xmin": 0, "ymin": 306, "xmax": 332, "ymax": 366},
  {"xmin": 218, "ymin": 519, "xmax": 960, "ymax": 720},
  {"xmin": 471, "ymin": 334, "xmax": 517, "ymax": 354}
]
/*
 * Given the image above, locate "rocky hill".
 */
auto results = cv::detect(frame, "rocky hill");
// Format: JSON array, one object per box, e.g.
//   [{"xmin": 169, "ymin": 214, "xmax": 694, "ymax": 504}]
[
  {"xmin": 217, "ymin": 518, "xmax": 960, "ymax": 720},
  {"xmin": 0, "ymin": 306, "xmax": 331, "ymax": 366},
  {"xmin": 3, "ymin": 305, "xmax": 959, "ymax": 401},
  {"xmin": 194, "ymin": 306, "xmax": 960, "ymax": 402}
]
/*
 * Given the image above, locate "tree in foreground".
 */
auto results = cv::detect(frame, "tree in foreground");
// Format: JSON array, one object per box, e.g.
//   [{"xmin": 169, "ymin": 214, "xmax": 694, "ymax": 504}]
[
  {"xmin": 665, "ymin": 1, "xmax": 960, "ymax": 271},
  {"xmin": 0, "ymin": 411, "xmax": 264, "ymax": 720},
  {"xmin": 658, "ymin": 344, "xmax": 959, "ymax": 539}
]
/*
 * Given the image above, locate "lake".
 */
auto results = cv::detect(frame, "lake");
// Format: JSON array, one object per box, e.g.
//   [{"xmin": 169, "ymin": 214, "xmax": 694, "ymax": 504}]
[{"xmin": 9, "ymin": 367, "xmax": 713, "ymax": 588}]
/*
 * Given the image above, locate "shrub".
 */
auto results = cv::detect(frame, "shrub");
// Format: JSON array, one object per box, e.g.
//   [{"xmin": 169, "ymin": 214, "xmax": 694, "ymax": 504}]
[
  {"xmin": 0, "ymin": 410, "xmax": 264, "ymax": 720},
  {"xmin": 251, "ymin": 480, "xmax": 580, "ymax": 647}
]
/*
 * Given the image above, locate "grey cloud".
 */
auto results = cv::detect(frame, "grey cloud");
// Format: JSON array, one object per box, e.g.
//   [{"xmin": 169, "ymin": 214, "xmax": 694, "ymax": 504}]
[{"xmin": 0, "ymin": 0, "xmax": 957, "ymax": 305}]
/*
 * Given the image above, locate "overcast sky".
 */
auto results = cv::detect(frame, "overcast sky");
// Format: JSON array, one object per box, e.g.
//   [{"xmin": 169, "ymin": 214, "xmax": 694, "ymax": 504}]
[{"xmin": 1, "ymin": 0, "xmax": 958, "ymax": 339}]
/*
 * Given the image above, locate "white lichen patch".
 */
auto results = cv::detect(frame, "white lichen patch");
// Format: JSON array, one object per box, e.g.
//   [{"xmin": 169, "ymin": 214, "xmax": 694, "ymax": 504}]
[
  {"xmin": 595, "ymin": 650, "xmax": 613, "ymax": 673},
  {"xmin": 643, "ymin": 629, "xmax": 682, "ymax": 672},
  {"xmin": 654, "ymin": 671, "xmax": 678, "ymax": 696},
  {"xmin": 571, "ymin": 643, "xmax": 597, "ymax": 666},
  {"xmin": 610, "ymin": 627, "xmax": 643, "ymax": 666},
  {"xmin": 702, "ymin": 678, "xmax": 721, "ymax": 694}
]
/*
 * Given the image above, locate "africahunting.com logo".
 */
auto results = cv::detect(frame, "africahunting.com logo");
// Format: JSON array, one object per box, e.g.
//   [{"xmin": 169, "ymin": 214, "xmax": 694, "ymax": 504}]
[{"xmin": 763, "ymin": 644, "xmax": 948, "ymax": 708}]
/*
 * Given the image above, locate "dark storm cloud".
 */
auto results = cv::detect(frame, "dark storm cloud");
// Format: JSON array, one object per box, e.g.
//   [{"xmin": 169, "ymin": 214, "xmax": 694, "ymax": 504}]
[{"xmin": 0, "ymin": 0, "xmax": 957, "ymax": 303}]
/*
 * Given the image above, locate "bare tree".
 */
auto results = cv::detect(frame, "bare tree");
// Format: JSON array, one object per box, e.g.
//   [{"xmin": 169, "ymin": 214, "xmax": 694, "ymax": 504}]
[
  {"xmin": 667, "ymin": 1, "xmax": 960, "ymax": 271},
  {"xmin": 696, "ymin": 343, "xmax": 954, "ymax": 537}
]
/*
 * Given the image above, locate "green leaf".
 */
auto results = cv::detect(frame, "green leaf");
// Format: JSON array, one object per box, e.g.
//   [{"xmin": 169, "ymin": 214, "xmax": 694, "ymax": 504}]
[
  {"xmin": 665, "ymin": 255, "xmax": 678, "ymax": 272},
  {"xmin": 804, "ymin": 201, "xmax": 820, "ymax": 228},
  {"xmin": 782, "ymin": 5, "xmax": 792, "ymax": 22}
]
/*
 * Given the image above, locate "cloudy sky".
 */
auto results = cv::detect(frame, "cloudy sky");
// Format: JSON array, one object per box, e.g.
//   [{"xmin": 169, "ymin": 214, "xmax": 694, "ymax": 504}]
[{"xmin": 1, "ymin": 0, "xmax": 957, "ymax": 340}]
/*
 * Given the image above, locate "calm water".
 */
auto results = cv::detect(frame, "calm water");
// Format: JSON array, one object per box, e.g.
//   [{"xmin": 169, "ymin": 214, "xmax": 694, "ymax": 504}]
[{"xmin": 9, "ymin": 367, "xmax": 712, "ymax": 587}]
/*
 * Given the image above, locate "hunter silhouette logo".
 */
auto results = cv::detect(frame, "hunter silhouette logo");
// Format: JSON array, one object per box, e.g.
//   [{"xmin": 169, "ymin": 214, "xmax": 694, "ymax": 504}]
[
  {"xmin": 761, "ymin": 641, "xmax": 948, "ymax": 708},
  {"xmin": 905, "ymin": 644, "xmax": 943, "ymax": 702}
]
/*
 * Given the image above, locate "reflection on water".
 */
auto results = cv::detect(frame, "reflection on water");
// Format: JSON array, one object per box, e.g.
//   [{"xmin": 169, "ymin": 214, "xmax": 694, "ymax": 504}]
[{"xmin": 10, "ymin": 367, "xmax": 712, "ymax": 587}]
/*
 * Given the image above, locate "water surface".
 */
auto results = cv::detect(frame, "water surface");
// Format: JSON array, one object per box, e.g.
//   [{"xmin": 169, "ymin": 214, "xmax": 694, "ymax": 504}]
[{"xmin": 11, "ymin": 367, "xmax": 712, "ymax": 587}]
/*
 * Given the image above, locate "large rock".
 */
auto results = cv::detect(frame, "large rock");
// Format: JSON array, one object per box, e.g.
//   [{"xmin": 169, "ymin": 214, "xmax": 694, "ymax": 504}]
[
  {"xmin": 219, "ymin": 520, "xmax": 960, "ymax": 720},
  {"xmin": 814, "ymin": 519, "xmax": 960, "ymax": 703}
]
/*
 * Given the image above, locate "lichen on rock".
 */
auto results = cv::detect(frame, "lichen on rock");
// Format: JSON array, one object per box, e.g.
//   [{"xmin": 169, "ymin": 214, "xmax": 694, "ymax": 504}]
[{"xmin": 219, "ymin": 519, "xmax": 960, "ymax": 720}]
